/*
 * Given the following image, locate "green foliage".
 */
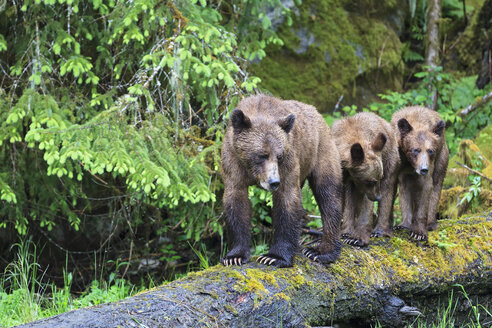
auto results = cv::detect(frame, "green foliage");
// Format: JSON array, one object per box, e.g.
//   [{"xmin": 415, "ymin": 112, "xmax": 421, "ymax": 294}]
[
  {"xmin": 248, "ymin": 182, "xmax": 320, "ymax": 236},
  {"xmin": 0, "ymin": 240, "xmax": 141, "ymax": 327},
  {"xmin": 459, "ymin": 176, "xmax": 482, "ymax": 208},
  {"xmin": 372, "ymin": 286, "xmax": 491, "ymax": 328},
  {"xmin": 431, "ymin": 229, "xmax": 458, "ymax": 250},
  {"xmin": 330, "ymin": 67, "xmax": 492, "ymax": 156},
  {"xmin": 403, "ymin": 0, "xmax": 475, "ymax": 64},
  {"xmin": 0, "ymin": 0, "xmax": 296, "ymax": 242},
  {"xmin": 189, "ymin": 242, "xmax": 210, "ymax": 270}
]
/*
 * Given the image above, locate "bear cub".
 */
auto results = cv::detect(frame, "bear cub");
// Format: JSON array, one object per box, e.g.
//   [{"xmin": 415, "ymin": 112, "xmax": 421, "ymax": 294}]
[
  {"xmin": 391, "ymin": 106, "xmax": 449, "ymax": 240},
  {"xmin": 332, "ymin": 112, "xmax": 400, "ymax": 247},
  {"xmin": 221, "ymin": 95, "xmax": 343, "ymax": 267}
]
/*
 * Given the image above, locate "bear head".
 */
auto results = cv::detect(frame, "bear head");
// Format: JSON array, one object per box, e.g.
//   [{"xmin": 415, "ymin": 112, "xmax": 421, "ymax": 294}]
[
  {"xmin": 230, "ymin": 108, "xmax": 295, "ymax": 192},
  {"xmin": 397, "ymin": 118, "xmax": 445, "ymax": 176},
  {"xmin": 346, "ymin": 133, "xmax": 387, "ymax": 202}
]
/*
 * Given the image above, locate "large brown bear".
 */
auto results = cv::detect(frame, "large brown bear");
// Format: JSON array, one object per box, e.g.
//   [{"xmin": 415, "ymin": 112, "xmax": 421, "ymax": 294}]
[
  {"xmin": 391, "ymin": 106, "xmax": 449, "ymax": 240},
  {"xmin": 221, "ymin": 95, "xmax": 343, "ymax": 267},
  {"xmin": 332, "ymin": 112, "xmax": 400, "ymax": 246}
]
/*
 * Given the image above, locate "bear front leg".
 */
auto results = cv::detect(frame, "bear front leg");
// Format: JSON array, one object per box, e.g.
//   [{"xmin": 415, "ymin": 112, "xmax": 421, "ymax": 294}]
[
  {"xmin": 345, "ymin": 195, "xmax": 372, "ymax": 247},
  {"xmin": 410, "ymin": 177, "xmax": 432, "ymax": 241},
  {"xmin": 257, "ymin": 187, "xmax": 303, "ymax": 267},
  {"xmin": 427, "ymin": 145, "xmax": 449, "ymax": 231},
  {"xmin": 396, "ymin": 174, "xmax": 413, "ymax": 232},
  {"xmin": 221, "ymin": 186, "xmax": 252, "ymax": 266},
  {"xmin": 373, "ymin": 171, "xmax": 398, "ymax": 238},
  {"xmin": 304, "ymin": 173, "xmax": 343, "ymax": 264},
  {"xmin": 340, "ymin": 182, "xmax": 356, "ymax": 239}
]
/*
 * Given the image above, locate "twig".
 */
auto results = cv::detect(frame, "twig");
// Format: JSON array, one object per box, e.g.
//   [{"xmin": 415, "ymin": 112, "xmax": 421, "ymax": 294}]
[
  {"xmin": 455, "ymin": 160, "xmax": 492, "ymax": 183},
  {"xmin": 334, "ymin": 95, "xmax": 344, "ymax": 112},
  {"xmin": 458, "ymin": 90, "xmax": 492, "ymax": 117},
  {"xmin": 79, "ymin": 161, "xmax": 108, "ymax": 185},
  {"xmin": 302, "ymin": 228, "xmax": 323, "ymax": 236},
  {"xmin": 122, "ymin": 240, "xmax": 133, "ymax": 279}
]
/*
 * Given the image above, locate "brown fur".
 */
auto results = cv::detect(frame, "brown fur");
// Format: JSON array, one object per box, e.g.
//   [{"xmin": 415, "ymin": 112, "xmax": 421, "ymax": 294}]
[
  {"xmin": 332, "ymin": 112, "xmax": 400, "ymax": 246},
  {"xmin": 391, "ymin": 106, "xmax": 449, "ymax": 240},
  {"xmin": 221, "ymin": 95, "xmax": 343, "ymax": 267}
]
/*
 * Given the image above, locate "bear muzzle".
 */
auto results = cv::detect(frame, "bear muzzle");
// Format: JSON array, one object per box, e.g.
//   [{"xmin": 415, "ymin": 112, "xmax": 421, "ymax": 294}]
[{"xmin": 268, "ymin": 178, "xmax": 280, "ymax": 191}]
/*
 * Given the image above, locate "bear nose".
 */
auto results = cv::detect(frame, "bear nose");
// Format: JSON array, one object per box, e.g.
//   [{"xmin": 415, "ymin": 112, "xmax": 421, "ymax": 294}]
[
  {"xmin": 268, "ymin": 178, "xmax": 280, "ymax": 191},
  {"xmin": 375, "ymin": 195, "xmax": 382, "ymax": 202},
  {"xmin": 420, "ymin": 168, "xmax": 429, "ymax": 176}
]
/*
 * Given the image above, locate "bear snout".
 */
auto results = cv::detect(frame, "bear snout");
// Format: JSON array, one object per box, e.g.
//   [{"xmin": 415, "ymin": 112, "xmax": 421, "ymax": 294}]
[
  {"xmin": 268, "ymin": 178, "xmax": 280, "ymax": 191},
  {"xmin": 367, "ymin": 194, "xmax": 382, "ymax": 202}
]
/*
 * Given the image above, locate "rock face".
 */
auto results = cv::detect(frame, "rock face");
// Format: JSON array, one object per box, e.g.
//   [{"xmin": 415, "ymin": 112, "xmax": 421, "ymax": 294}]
[
  {"xmin": 253, "ymin": 0, "xmax": 407, "ymax": 113},
  {"xmin": 455, "ymin": 0, "xmax": 492, "ymax": 88},
  {"xmin": 18, "ymin": 215, "xmax": 492, "ymax": 328}
]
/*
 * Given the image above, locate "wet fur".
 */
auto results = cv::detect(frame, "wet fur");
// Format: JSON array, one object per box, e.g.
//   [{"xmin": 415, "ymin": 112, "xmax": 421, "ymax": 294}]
[
  {"xmin": 332, "ymin": 112, "xmax": 400, "ymax": 246},
  {"xmin": 391, "ymin": 106, "xmax": 449, "ymax": 240},
  {"xmin": 221, "ymin": 95, "xmax": 343, "ymax": 267}
]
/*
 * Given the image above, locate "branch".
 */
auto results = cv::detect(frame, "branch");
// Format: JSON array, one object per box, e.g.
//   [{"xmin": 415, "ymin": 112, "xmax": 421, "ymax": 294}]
[
  {"xmin": 455, "ymin": 160, "xmax": 492, "ymax": 182},
  {"xmin": 458, "ymin": 90, "xmax": 492, "ymax": 117}
]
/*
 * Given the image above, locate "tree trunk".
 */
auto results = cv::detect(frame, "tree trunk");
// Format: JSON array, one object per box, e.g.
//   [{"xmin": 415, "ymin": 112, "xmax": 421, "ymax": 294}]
[
  {"xmin": 18, "ymin": 215, "xmax": 492, "ymax": 328},
  {"xmin": 426, "ymin": 0, "xmax": 442, "ymax": 111}
]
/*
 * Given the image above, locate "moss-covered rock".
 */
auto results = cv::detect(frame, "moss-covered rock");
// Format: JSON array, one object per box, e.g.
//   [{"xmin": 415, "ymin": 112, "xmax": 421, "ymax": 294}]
[
  {"xmin": 454, "ymin": 0, "xmax": 492, "ymax": 78},
  {"xmin": 252, "ymin": 0, "xmax": 406, "ymax": 112}
]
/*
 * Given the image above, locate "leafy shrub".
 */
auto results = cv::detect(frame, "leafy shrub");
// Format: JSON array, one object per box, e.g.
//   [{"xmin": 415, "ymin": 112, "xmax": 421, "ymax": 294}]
[{"xmin": 0, "ymin": 0, "xmax": 297, "ymax": 243}]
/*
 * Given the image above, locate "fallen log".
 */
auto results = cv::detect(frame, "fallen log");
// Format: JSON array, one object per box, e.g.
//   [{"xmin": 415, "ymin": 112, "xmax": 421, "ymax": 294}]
[{"xmin": 19, "ymin": 215, "xmax": 492, "ymax": 328}]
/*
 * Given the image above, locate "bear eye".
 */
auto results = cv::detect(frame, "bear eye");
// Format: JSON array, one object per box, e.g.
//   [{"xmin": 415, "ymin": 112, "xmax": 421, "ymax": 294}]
[
  {"xmin": 277, "ymin": 154, "xmax": 284, "ymax": 163},
  {"xmin": 427, "ymin": 149, "xmax": 435, "ymax": 155},
  {"xmin": 255, "ymin": 154, "xmax": 268, "ymax": 164},
  {"xmin": 412, "ymin": 148, "xmax": 421, "ymax": 155},
  {"xmin": 366, "ymin": 180, "xmax": 377, "ymax": 187}
]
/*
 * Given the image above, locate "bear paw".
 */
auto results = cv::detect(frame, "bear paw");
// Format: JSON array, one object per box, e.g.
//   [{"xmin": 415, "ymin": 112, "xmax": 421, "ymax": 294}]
[
  {"xmin": 395, "ymin": 226, "xmax": 428, "ymax": 241},
  {"xmin": 409, "ymin": 231, "xmax": 428, "ymax": 241},
  {"xmin": 302, "ymin": 247, "xmax": 321, "ymax": 261},
  {"xmin": 427, "ymin": 222, "xmax": 438, "ymax": 231},
  {"xmin": 256, "ymin": 254, "xmax": 292, "ymax": 267},
  {"xmin": 221, "ymin": 256, "xmax": 247, "ymax": 266},
  {"xmin": 341, "ymin": 237, "xmax": 365, "ymax": 247},
  {"xmin": 371, "ymin": 227, "xmax": 392, "ymax": 238},
  {"xmin": 302, "ymin": 245, "xmax": 340, "ymax": 264},
  {"xmin": 395, "ymin": 224, "xmax": 411, "ymax": 232}
]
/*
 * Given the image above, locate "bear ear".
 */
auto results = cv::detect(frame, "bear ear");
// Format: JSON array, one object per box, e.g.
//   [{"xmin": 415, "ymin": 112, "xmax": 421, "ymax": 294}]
[
  {"xmin": 433, "ymin": 119, "xmax": 445, "ymax": 136},
  {"xmin": 231, "ymin": 109, "xmax": 251, "ymax": 133},
  {"xmin": 397, "ymin": 118, "xmax": 413, "ymax": 138},
  {"xmin": 350, "ymin": 143, "xmax": 364, "ymax": 166},
  {"xmin": 278, "ymin": 113, "xmax": 295, "ymax": 133},
  {"xmin": 371, "ymin": 133, "xmax": 387, "ymax": 152}
]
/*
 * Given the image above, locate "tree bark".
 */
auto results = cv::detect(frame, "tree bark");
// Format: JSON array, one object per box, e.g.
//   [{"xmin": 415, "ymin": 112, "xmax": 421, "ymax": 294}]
[
  {"xmin": 18, "ymin": 215, "xmax": 492, "ymax": 328},
  {"xmin": 426, "ymin": 0, "xmax": 442, "ymax": 111}
]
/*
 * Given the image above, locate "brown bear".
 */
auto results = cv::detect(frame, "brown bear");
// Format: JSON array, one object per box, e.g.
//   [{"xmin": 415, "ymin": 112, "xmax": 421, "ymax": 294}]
[
  {"xmin": 391, "ymin": 106, "xmax": 449, "ymax": 240},
  {"xmin": 221, "ymin": 95, "xmax": 343, "ymax": 267},
  {"xmin": 331, "ymin": 112, "xmax": 400, "ymax": 246}
]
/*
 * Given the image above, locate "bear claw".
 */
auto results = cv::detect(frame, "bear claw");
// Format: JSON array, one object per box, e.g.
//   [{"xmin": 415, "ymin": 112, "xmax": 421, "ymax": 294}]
[
  {"xmin": 221, "ymin": 257, "xmax": 244, "ymax": 266},
  {"xmin": 395, "ymin": 225, "xmax": 410, "ymax": 231},
  {"xmin": 410, "ymin": 231, "xmax": 427, "ymax": 241},
  {"xmin": 342, "ymin": 238, "xmax": 363, "ymax": 247},
  {"xmin": 256, "ymin": 255, "xmax": 277, "ymax": 266},
  {"xmin": 302, "ymin": 248, "xmax": 320, "ymax": 262}
]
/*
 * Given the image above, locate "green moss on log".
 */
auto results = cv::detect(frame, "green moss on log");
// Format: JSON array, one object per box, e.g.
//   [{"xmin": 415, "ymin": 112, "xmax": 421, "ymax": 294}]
[{"xmin": 18, "ymin": 215, "xmax": 492, "ymax": 328}]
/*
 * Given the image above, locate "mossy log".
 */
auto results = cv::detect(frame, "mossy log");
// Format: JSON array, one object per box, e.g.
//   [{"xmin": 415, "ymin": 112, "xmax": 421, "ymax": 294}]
[{"xmin": 19, "ymin": 215, "xmax": 492, "ymax": 328}]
